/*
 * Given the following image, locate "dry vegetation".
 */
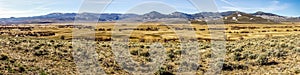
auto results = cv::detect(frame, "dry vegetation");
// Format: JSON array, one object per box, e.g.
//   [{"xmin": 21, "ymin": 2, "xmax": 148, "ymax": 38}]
[{"xmin": 0, "ymin": 22, "xmax": 300, "ymax": 74}]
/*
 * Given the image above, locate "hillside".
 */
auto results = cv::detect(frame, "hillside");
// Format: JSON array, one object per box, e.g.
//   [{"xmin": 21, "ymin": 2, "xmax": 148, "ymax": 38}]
[{"xmin": 223, "ymin": 12, "xmax": 275, "ymax": 24}]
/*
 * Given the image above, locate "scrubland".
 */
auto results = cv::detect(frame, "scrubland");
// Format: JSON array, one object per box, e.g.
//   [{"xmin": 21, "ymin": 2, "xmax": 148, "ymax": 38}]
[{"xmin": 0, "ymin": 23, "xmax": 300, "ymax": 74}]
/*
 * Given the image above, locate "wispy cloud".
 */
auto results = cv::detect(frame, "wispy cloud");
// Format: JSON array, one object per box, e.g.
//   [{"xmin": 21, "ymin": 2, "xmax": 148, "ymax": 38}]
[
  {"xmin": 0, "ymin": 0, "xmax": 55, "ymax": 17},
  {"xmin": 220, "ymin": 0, "xmax": 236, "ymax": 7},
  {"xmin": 219, "ymin": 0, "xmax": 289, "ymax": 12},
  {"xmin": 85, "ymin": 0, "xmax": 113, "ymax": 4}
]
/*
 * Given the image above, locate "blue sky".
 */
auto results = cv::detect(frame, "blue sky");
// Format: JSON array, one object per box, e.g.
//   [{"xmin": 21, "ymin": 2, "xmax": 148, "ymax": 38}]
[{"xmin": 0, "ymin": 0, "xmax": 299, "ymax": 18}]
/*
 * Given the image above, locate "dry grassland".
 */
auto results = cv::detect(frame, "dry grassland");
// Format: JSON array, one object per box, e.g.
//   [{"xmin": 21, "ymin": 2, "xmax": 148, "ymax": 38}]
[{"xmin": 0, "ymin": 22, "xmax": 300, "ymax": 74}]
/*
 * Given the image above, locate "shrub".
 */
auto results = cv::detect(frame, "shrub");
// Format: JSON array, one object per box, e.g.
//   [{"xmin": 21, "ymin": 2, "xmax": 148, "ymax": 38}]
[
  {"xmin": 201, "ymin": 45, "xmax": 210, "ymax": 49},
  {"xmin": 140, "ymin": 45, "xmax": 145, "ymax": 48},
  {"xmin": 54, "ymin": 44, "xmax": 63, "ymax": 48},
  {"xmin": 130, "ymin": 50, "xmax": 138, "ymax": 55},
  {"xmin": 7, "ymin": 66, "xmax": 15, "ymax": 73},
  {"xmin": 18, "ymin": 66, "xmax": 26, "ymax": 73},
  {"xmin": 40, "ymin": 71, "xmax": 47, "ymax": 75},
  {"xmin": 145, "ymin": 46, "xmax": 150, "ymax": 49},
  {"xmin": 34, "ymin": 50, "xmax": 48, "ymax": 56},
  {"xmin": 0, "ymin": 53, "xmax": 9, "ymax": 60},
  {"xmin": 222, "ymin": 63, "xmax": 248, "ymax": 71},
  {"xmin": 242, "ymin": 52, "xmax": 250, "ymax": 59},
  {"xmin": 204, "ymin": 53, "xmax": 212, "ymax": 58},
  {"xmin": 293, "ymin": 47, "xmax": 300, "ymax": 52},
  {"xmin": 270, "ymin": 43, "xmax": 276, "ymax": 47},
  {"xmin": 222, "ymin": 63, "xmax": 234, "ymax": 71},
  {"xmin": 288, "ymin": 45, "xmax": 295, "ymax": 50},
  {"xmin": 33, "ymin": 46, "xmax": 41, "ymax": 50},
  {"xmin": 274, "ymin": 51, "xmax": 287, "ymax": 58},
  {"xmin": 233, "ymin": 52, "xmax": 243, "ymax": 61},
  {"xmin": 269, "ymin": 49, "xmax": 287, "ymax": 58},
  {"xmin": 294, "ymin": 68, "xmax": 300, "ymax": 74},
  {"xmin": 256, "ymin": 54, "xmax": 268, "ymax": 65},
  {"xmin": 145, "ymin": 58, "xmax": 152, "ymax": 62},
  {"xmin": 156, "ymin": 67, "xmax": 174, "ymax": 75},
  {"xmin": 50, "ymin": 40, "xmax": 55, "ymax": 42},
  {"xmin": 60, "ymin": 35, "xmax": 65, "ymax": 40},
  {"xmin": 140, "ymin": 52, "xmax": 150, "ymax": 57},
  {"xmin": 174, "ymin": 50, "xmax": 182, "ymax": 55},
  {"xmin": 234, "ymin": 48, "xmax": 243, "ymax": 52},
  {"xmin": 261, "ymin": 49, "xmax": 267, "ymax": 52},
  {"xmin": 280, "ymin": 43, "xmax": 288, "ymax": 48},
  {"xmin": 168, "ymin": 53, "xmax": 175, "ymax": 59}
]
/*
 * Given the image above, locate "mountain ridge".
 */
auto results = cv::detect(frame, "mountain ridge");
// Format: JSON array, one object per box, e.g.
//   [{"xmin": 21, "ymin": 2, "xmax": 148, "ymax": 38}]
[{"xmin": 0, "ymin": 11, "xmax": 299, "ymax": 24}]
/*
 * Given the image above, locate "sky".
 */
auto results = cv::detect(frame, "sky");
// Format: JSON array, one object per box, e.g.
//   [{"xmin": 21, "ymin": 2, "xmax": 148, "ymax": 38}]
[{"xmin": 0, "ymin": 0, "xmax": 299, "ymax": 18}]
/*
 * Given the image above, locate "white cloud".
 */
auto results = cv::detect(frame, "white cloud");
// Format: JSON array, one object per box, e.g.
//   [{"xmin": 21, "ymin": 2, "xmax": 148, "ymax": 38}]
[
  {"xmin": 219, "ymin": 0, "xmax": 289, "ymax": 12},
  {"xmin": 0, "ymin": 0, "xmax": 60, "ymax": 18}
]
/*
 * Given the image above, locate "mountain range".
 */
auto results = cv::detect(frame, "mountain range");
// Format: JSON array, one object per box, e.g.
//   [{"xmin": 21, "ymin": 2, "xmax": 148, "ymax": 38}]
[{"xmin": 0, "ymin": 11, "xmax": 299, "ymax": 24}]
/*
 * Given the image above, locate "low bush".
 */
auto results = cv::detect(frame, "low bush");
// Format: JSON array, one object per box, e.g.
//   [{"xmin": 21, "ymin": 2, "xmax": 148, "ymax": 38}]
[
  {"xmin": 130, "ymin": 50, "xmax": 138, "ymax": 55},
  {"xmin": 293, "ymin": 47, "xmax": 300, "ymax": 52},
  {"xmin": 0, "ymin": 53, "xmax": 9, "ymax": 60},
  {"xmin": 256, "ymin": 54, "xmax": 269, "ymax": 65},
  {"xmin": 140, "ymin": 52, "xmax": 150, "ymax": 57},
  {"xmin": 222, "ymin": 63, "xmax": 248, "ymax": 71},
  {"xmin": 60, "ymin": 35, "xmax": 65, "ymax": 40},
  {"xmin": 233, "ymin": 52, "xmax": 244, "ymax": 61},
  {"xmin": 155, "ymin": 67, "xmax": 174, "ymax": 75},
  {"xmin": 34, "ymin": 50, "xmax": 49, "ymax": 56}
]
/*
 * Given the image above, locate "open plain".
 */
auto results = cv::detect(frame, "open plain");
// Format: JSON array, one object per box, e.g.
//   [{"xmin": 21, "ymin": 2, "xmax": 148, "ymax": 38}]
[{"xmin": 0, "ymin": 22, "xmax": 300, "ymax": 74}]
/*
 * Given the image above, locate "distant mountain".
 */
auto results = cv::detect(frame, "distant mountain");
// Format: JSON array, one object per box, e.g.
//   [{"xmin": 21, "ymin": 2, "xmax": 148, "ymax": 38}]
[
  {"xmin": 252, "ymin": 11, "xmax": 282, "ymax": 17},
  {"xmin": 169, "ymin": 12, "xmax": 194, "ymax": 19},
  {"xmin": 0, "ymin": 11, "xmax": 299, "ymax": 24},
  {"xmin": 223, "ymin": 11, "xmax": 274, "ymax": 24},
  {"xmin": 221, "ymin": 11, "xmax": 245, "ymax": 17},
  {"xmin": 252, "ymin": 11, "xmax": 287, "ymax": 22},
  {"xmin": 143, "ymin": 11, "xmax": 167, "ymax": 19},
  {"xmin": 286, "ymin": 17, "xmax": 300, "ymax": 22}
]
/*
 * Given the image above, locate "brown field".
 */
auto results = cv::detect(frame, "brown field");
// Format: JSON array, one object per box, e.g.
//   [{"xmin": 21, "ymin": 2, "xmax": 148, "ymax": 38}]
[
  {"xmin": 1, "ymin": 22, "xmax": 300, "ymax": 41},
  {"xmin": 0, "ymin": 22, "xmax": 300, "ymax": 74}
]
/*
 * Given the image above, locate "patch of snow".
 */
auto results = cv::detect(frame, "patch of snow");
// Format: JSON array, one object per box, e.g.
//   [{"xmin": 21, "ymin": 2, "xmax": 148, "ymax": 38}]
[{"xmin": 237, "ymin": 14, "xmax": 242, "ymax": 17}]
